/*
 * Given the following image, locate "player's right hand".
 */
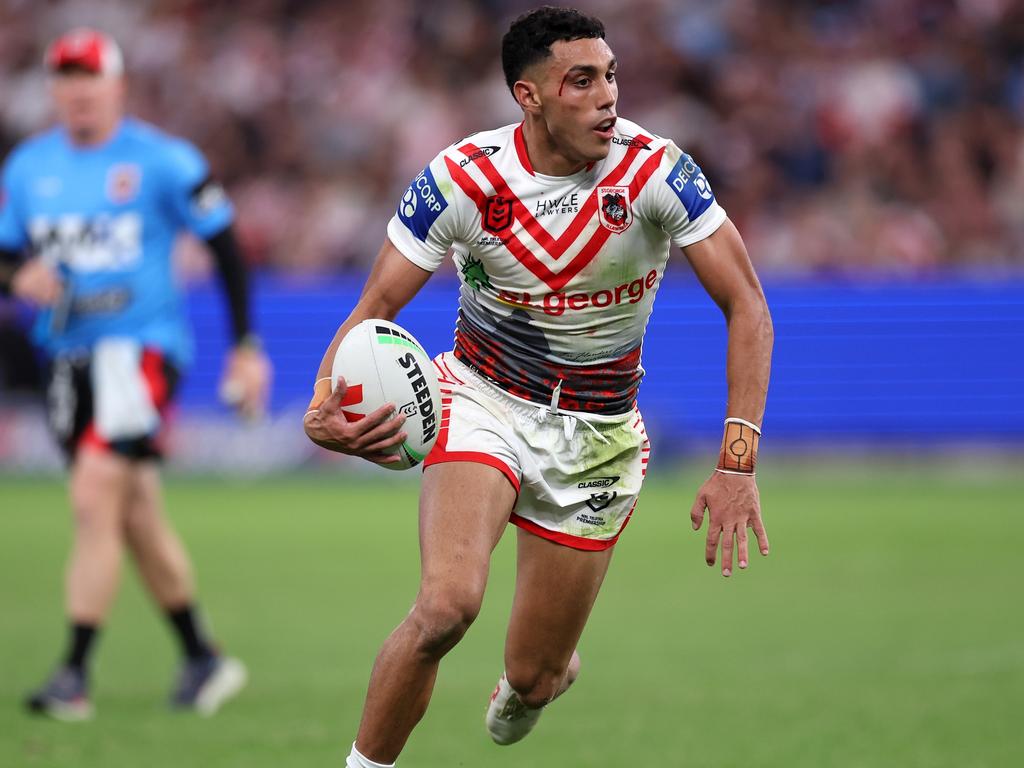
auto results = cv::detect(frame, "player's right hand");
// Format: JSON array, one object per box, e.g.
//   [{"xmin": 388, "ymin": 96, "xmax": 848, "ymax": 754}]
[
  {"xmin": 303, "ymin": 376, "xmax": 408, "ymax": 465},
  {"xmin": 11, "ymin": 259, "xmax": 62, "ymax": 307}
]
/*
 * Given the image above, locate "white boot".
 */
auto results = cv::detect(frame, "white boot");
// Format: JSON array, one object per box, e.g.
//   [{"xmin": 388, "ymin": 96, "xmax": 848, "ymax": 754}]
[{"xmin": 485, "ymin": 673, "xmax": 544, "ymax": 745}]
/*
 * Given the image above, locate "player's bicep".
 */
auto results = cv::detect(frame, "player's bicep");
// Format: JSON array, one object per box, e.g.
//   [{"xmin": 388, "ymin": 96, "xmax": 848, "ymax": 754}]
[
  {"xmin": 680, "ymin": 218, "xmax": 765, "ymax": 315},
  {"xmin": 358, "ymin": 237, "xmax": 433, "ymax": 318},
  {"xmin": 164, "ymin": 140, "xmax": 233, "ymax": 237}
]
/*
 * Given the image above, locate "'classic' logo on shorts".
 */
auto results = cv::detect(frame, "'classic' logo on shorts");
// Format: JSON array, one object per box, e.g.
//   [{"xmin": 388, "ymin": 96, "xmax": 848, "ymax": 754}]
[{"xmin": 578, "ymin": 476, "xmax": 619, "ymax": 489}]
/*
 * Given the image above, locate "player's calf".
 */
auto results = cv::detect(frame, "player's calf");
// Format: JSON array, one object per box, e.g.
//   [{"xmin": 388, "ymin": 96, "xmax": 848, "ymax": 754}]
[
  {"xmin": 507, "ymin": 648, "xmax": 581, "ymax": 708},
  {"xmin": 486, "ymin": 651, "xmax": 581, "ymax": 745}
]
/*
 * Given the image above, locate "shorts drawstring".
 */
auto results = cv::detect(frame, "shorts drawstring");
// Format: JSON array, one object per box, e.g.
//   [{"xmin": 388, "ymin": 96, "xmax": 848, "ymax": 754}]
[{"xmin": 545, "ymin": 379, "xmax": 609, "ymax": 444}]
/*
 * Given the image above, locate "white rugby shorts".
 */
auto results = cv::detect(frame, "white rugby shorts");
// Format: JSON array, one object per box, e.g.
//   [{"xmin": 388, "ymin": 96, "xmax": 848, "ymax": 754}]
[{"xmin": 424, "ymin": 352, "xmax": 651, "ymax": 551}]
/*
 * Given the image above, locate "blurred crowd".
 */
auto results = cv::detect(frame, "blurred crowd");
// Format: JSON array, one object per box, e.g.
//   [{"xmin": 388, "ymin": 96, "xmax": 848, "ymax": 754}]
[{"xmin": 2, "ymin": 0, "xmax": 1023, "ymax": 275}]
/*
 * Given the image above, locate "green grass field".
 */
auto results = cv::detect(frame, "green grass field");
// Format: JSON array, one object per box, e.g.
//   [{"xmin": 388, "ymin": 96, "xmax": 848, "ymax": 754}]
[{"xmin": 1, "ymin": 462, "xmax": 1021, "ymax": 767}]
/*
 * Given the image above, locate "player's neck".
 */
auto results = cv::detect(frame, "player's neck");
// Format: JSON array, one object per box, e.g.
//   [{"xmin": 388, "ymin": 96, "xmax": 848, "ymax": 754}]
[
  {"xmin": 521, "ymin": 119, "xmax": 589, "ymax": 176},
  {"xmin": 65, "ymin": 117, "xmax": 121, "ymax": 148}
]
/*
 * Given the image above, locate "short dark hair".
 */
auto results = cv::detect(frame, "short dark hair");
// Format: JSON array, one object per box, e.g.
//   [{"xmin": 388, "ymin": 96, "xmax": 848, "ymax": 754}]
[{"xmin": 501, "ymin": 7, "xmax": 606, "ymax": 93}]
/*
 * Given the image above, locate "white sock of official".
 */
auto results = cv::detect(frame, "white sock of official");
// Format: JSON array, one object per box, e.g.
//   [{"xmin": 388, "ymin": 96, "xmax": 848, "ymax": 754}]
[{"xmin": 346, "ymin": 742, "xmax": 395, "ymax": 768}]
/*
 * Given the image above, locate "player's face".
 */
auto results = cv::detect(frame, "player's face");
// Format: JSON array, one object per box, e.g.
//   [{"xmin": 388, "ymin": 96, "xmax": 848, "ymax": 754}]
[
  {"xmin": 50, "ymin": 72, "xmax": 124, "ymax": 143},
  {"xmin": 535, "ymin": 38, "xmax": 618, "ymax": 166}
]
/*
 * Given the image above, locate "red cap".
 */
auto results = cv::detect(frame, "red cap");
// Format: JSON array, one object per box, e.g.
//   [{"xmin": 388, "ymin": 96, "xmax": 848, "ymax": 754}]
[{"xmin": 46, "ymin": 28, "xmax": 124, "ymax": 76}]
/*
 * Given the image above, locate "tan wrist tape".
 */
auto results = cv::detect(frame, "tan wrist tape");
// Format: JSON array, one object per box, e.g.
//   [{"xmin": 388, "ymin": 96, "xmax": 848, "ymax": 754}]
[
  {"xmin": 717, "ymin": 418, "xmax": 760, "ymax": 474},
  {"xmin": 308, "ymin": 377, "xmax": 333, "ymax": 411}
]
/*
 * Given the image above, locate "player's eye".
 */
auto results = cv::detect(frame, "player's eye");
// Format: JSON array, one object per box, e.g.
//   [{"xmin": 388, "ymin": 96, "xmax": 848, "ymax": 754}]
[
  {"xmin": 607, "ymin": 71, "xmax": 616, "ymax": 82},
  {"xmin": 574, "ymin": 77, "xmax": 591, "ymax": 88}
]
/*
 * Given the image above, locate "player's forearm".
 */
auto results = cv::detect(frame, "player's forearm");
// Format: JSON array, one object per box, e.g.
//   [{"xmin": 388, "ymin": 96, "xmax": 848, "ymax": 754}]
[
  {"xmin": 313, "ymin": 238, "xmax": 431, "ymax": 394},
  {"xmin": 314, "ymin": 292, "xmax": 404, "ymax": 380},
  {"xmin": 205, "ymin": 226, "xmax": 252, "ymax": 344},
  {"xmin": 723, "ymin": 298, "xmax": 773, "ymax": 424}
]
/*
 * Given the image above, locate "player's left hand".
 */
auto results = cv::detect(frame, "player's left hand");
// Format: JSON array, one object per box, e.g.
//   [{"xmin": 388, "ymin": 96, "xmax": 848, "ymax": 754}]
[
  {"xmin": 690, "ymin": 471, "xmax": 769, "ymax": 577},
  {"xmin": 220, "ymin": 342, "xmax": 272, "ymax": 420}
]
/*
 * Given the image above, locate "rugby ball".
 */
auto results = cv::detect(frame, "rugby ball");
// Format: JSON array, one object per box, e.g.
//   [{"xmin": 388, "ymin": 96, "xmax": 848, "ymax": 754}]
[{"xmin": 331, "ymin": 319, "xmax": 441, "ymax": 470}]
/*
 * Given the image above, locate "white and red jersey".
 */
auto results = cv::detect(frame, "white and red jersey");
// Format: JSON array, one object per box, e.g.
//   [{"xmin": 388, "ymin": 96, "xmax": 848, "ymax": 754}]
[{"xmin": 387, "ymin": 118, "xmax": 726, "ymax": 415}]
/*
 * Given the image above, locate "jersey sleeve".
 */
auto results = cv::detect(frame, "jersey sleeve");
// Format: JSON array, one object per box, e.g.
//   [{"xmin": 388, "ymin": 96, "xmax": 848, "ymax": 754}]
[
  {"xmin": 162, "ymin": 138, "xmax": 234, "ymax": 239},
  {"xmin": 646, "ymin": 143, "xmax": 727, "ymax": 248},
  {"xmin": 0, "ymin": 152, "xmax": 29, "ymax": 251},
  {"xmin": 386, "ymin": 152, "xmax": 461, "ymax": 272}
]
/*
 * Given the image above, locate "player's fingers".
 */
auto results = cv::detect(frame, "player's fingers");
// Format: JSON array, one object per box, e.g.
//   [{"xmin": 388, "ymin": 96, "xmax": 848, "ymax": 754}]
[
  {"xmin": 690, "ymin": 492, "xmax": 706, "ymax": 530},
  {"xmin": 721, "ymin": 525, "xmax": 735, "ymax": 577},
  {"xmin": 352, "ymin": 412, "xmax": 406, "ymax": 448},
  {"xmin": 361, "ymin": 431, "xmax": 408, "ymax": 454},
  {"xmin": 319, "ymin": 376, "xmax": 349, "ymax": 412},
  {"xmin": 366, "ymin": 451, "xmax": 403, "ymax": 465},
  {"xmin": 751, "ymin": 514, "xmax": 770, "ymax": 556},
  {"xmin": 354, "ymin": 402, "xmax": 400, "ymax": 431},
  {"xmin": 737, "ymin": 525, "xmax": 749, "ymax": 569},
  {"xmin": 705, "ymin": 523, "xmax": 721, "ymax": 566}
]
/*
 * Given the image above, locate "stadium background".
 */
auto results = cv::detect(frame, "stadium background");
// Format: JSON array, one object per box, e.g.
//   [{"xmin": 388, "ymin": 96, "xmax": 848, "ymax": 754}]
[{"xmin": 1, "ymin": 1, "xmax": 1021, "ymax": 766}]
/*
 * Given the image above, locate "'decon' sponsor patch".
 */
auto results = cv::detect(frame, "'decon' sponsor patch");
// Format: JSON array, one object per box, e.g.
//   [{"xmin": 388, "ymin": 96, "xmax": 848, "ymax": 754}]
[
  {"xmin": 398, "ymin": 165, "xmax": 448, "ymax": 242},
  {"xmin": 665, "ymin": 153, "xmax": 715, "ymax": 220}
]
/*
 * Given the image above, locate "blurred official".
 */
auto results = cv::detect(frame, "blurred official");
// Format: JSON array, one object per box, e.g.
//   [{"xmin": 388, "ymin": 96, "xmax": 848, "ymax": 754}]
[{"xmin": 0, "ymin": 28, "xmax": 270, "ymax": 719}]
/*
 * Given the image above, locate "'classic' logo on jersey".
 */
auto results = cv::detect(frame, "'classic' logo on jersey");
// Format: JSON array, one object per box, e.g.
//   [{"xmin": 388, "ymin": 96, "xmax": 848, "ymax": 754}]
[
  {"xmin": 597, "ymin": 186, "xmax": 632, "ymax": 233},
  {"xmin": 666, "ymin": 153, "xmax": 715, "ymax": 220},
  {"xmin": 482, "ymin": 195, "xmax": 513, "ymax": 233},
  {"xmin": 106, "ymin": 164, "xmax": 141, "ymax": 204},
  {"xmin": 398, "ymin": 165, "xmax": 448, "ymax": 243},
  {"xmin": 459, "ymin": 145, "xmax": 501, "ymax": 167},
  {"xmin": 612, "ymin": 135, "xmax": 651, "ymax": 150}
]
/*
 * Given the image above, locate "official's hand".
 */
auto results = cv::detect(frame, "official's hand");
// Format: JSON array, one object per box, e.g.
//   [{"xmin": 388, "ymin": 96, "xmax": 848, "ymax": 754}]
[
  {"xmin": 690, "ymin": 471, "xmax": 769, "ymax": 577},
  {"xmin": 11, "ymin": 259, "xmax": 62, "ymax": 307},
  {"xmin": 303, "ymin": 376, "xmax": 407, "ymax": 465},
  {"xmin": 220, "ymin": 343, "xmax": 272, "ymax": 420}
]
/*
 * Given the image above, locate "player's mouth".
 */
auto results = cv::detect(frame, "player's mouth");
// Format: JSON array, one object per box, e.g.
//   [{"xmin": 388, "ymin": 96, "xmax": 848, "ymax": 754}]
[{"xmin": 593, "ymin": 116, "xmax": 616, "ymax": 140}]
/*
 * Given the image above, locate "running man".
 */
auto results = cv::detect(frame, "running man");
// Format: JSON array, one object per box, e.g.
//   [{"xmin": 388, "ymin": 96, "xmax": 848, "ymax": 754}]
[
  {"xmin": 304, "ymin": 7, "xmax": 772, "ymax": 765},
  {"xmin": 0, "ymin": 29, "xmax": 270, "ymax": 719}
]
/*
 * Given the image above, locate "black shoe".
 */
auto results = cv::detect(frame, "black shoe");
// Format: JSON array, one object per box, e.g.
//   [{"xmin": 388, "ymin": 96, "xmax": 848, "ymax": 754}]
[
  {"xmin": 25, "ymin": 666, "xmax": 94, "ymax": 721},
  {"xmin": 170, "ymin": 655, "xmax": 247, "ymax": 716}
]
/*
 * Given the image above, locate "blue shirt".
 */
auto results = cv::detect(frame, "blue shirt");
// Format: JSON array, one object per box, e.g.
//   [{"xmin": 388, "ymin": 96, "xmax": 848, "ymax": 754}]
[{"xmin": 0, "ymin": 118, "xmax": 233, "ymax": 367}]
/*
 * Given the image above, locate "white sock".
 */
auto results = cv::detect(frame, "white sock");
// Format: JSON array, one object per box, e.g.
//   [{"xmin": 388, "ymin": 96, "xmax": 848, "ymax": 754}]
[{"xmin": 346, "ymin": 743, "xmax": 395, "ymax": 768}]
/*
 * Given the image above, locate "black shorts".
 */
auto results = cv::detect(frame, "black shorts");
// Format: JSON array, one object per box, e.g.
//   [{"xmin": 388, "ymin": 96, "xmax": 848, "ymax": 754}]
[{"xmin": 47, "ymin": 346, "xmax": 180, "ymax": 463}]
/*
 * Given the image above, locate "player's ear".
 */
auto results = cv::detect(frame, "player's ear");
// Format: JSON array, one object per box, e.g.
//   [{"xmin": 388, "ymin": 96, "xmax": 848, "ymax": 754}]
[{"xmin": 513, "ymin": 80, "xmax": 542, "ymax": 114}]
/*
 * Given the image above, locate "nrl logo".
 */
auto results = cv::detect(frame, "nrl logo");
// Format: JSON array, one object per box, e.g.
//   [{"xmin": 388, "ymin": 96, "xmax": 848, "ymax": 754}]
[{"xmin": 597, "ymin": 186, "xmax": 632, "ymax": 233}]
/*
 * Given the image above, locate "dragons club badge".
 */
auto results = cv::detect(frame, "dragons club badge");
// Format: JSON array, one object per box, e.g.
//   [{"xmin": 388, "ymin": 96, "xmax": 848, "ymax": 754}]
[{"xmin": 597, "ymin": 186, "xmax": 632, "ymax": 233}]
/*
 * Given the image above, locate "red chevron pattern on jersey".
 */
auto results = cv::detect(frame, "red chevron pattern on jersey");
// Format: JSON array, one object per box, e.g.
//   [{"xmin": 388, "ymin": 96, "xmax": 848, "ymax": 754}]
[{"xmin": 445, "ymin": 144, "xmax": 665, "ymax": 292}]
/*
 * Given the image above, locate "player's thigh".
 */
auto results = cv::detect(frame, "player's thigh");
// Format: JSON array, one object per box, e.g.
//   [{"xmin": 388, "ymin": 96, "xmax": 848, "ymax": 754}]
[
  {"xmin": 504, "ymin": 528, "xmax": 615, "ymax": 671},
  {"xmin": 417, "ymin": 461, "xmax": 516, "ymax": 606},
  {"xmin": 68, "ymin": 448, "xmax": 134, "ymax": 527}
]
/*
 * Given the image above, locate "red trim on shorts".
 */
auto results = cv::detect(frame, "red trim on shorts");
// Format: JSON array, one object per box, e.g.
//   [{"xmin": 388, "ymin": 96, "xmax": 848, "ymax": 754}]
[
  {"xmin": 140, "ymin": 348, "xmax": 168, "ymax": 406},
  {"xmin": 79, "ymin": 423, "xmax": 110, "ymax": 454},
  {"xmin": 424, "ymin": 450, "xmax": 521, "ymax": 493},
  {"xmin": 509, "ymin": 513, "xmax": 625, "ymax": 552}
]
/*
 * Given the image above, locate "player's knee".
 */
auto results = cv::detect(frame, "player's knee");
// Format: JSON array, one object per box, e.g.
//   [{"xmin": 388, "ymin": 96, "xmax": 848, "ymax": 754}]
[
  {"xmin": 409, "ymin": 589, "xmax": 482, "ymax": 657},
  {"xmin": 506, "ymin": 664, "xmax": 565, "ymax": 709}
]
